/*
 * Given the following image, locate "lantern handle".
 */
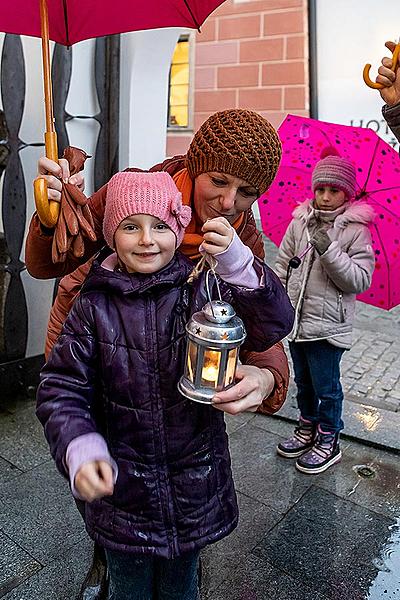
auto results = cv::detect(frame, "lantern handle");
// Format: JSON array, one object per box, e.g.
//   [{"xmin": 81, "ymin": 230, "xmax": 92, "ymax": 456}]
[{"xmin": 205, "ymin": 265, "xmax": 222, "ymax": 320}]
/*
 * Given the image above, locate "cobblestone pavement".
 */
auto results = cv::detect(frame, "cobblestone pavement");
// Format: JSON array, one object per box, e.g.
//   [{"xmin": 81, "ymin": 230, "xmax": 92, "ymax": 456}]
[
  {"xmin": 343, "ymin": 304, "xmax": 400, "ymax": 411},
  {"xmin": 263, "ymin": 237, "xmax": 400, "ymax": 412}
]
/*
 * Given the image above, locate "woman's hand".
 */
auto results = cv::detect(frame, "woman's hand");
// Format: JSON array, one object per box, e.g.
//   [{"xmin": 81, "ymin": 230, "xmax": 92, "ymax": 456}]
[
  {"xmin": 212, "ymin": 365, "xmax": 275, "ymax": 415},
  {"xmin": 201, "ymin": 217, "xmax": 234, "ymax": 255},
  {"xmin": 74, "ymin": 460, "xmax": 114, "ymax": 502},
  {"xmin": 35, "ymin": 156, "xmax": 85, "ymax": 203},
  {"xmin": 377, "ymin": 41, "xmax": 400, "ymax": 106}
]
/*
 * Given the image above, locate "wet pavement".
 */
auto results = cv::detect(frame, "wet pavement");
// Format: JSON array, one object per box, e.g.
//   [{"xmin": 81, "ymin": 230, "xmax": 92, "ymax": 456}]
[
  {"xmin": 0, "ymin": 399, "xmax": 399, "ymax": 599},
  {"xmin": 203, "ymin": 415, "xmax": 400, "ymax": 600}
]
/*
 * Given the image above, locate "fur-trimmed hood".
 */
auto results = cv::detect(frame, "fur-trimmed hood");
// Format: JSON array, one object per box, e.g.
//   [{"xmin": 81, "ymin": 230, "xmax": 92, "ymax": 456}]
[{"xmin": 292, "ymin": 199, "xmax": 375, "ymax": 229}]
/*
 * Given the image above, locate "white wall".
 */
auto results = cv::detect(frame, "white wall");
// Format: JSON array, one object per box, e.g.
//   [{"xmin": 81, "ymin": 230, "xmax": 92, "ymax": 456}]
[
  {"xmin": 119, "ymin": 29, "xmax": 180, "ymax": 170},
  {"xmin": 0, "ymin": 28, "xmax": 183, "ymax": 357},
  {"xmin": 316, "ymin": 0, "xmax": 400, "ymax": 150}
]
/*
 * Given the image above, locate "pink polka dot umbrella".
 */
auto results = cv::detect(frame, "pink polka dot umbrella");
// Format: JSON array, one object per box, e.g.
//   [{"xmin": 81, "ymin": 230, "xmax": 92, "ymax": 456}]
[{"xmin": 258, "ymin": 114, "xmax": 400, "ymax": 310}]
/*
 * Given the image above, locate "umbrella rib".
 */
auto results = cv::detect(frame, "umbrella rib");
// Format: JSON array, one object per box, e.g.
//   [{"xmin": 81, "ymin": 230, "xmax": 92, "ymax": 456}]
[
  {"xmin": 361, "ymin": 137, "xmax": 380, "ymax": 192},
  {"xmin": 183, "ymin": 1, "xmax": 201, "ymax": 31},
  {"xmin": 365, "ymin": 186, "xmax": 400, "ymax": 194},
  {"xmin": 274, "ymin": 165, "xmax": 315, "ymax": 177},
  {"xmin": 62, "ymin": 0, "xmax": 70, "ymax": 46},
  {"xmin": 263, "ymin": 219, "xmax": 292, "ymax": 233},
  {"xmin": 361, "ymin": 191, "xmax": 400, "ymax": 219},
  {"xmin": 314, "ymin": 126, "xmax": 334, "ymax": 147},
  {"xmin": 371, "ymin": 222, "xmax": 391, "ymax": 307}
]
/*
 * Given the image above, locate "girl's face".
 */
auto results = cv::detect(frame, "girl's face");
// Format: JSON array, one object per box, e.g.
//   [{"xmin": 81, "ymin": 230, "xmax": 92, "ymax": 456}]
[
  {"xmin": 314, "ymin": 186, "xmax": 347, "ymax": 211},
  {"xmin": 193, "ymin": 172, "xmax": 258, "ymax": 225},
  {"xmin": 113, "ymin": 214, "xmax": 176, "ymax": 274}
]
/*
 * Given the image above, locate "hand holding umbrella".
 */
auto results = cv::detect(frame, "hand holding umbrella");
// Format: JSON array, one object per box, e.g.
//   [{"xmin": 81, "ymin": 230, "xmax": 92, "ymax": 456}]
[
  {"xmin": 375, "ymin": 40, "xmax": 400, "ymax": 106},
  {"xmin": 363, "ymin": 40, "xmax": 400, "ymax": 93},
  {"xmin": 309, "ymin": 230, "xmax": 332, "ymax": 256}
]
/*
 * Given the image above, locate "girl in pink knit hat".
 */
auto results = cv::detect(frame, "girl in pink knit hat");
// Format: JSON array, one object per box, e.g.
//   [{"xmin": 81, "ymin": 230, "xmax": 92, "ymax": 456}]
[
  {"xmin": 37, "ymin": 171, "xmax": 293, "ymax": 600},
  {"xmin": 274, "ymin": 152, "xmax": 375, "ymax": 475}
]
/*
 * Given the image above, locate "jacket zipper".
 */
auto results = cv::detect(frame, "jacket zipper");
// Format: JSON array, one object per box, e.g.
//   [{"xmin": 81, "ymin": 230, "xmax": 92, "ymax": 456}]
[
  {"xmin": 337, "ymin": 292, "xmax": 345, "ymax": 322},
  {"xmin": 147, "ymin": 293, "xmax": 179, "ymax": 558},
  {"xmin": 293, "ymin": 242, "xmax": 314, "ymax": 339}
]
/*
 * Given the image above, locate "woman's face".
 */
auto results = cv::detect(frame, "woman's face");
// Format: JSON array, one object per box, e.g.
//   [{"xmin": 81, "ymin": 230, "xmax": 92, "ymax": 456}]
[
  {"xmin": 193, "ymin": 172, "xmax": 259, "ymax": 225},
  {"xmin": 113, "ymin": 214, "xmax": 176, "ymax": 274},
  {"xmin": 314, "ymin": 186, "xmax": 347, "ymax": 211}
]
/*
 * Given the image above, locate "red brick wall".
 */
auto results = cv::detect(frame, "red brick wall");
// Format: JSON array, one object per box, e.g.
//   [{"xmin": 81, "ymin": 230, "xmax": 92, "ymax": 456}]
[{"xmin": 167, "ymin": 0, "xmax": 309, "ymax": 157}]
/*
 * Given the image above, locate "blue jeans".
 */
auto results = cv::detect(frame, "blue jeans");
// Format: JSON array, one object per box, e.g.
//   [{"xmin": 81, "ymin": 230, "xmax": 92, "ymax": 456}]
[
  {"xmin": 289, "ymin": 340, "xmax": 345, "ymax": 433},
  {"xmin": 105, "ymin": 548, "xmax": 200, "ymax": 600}
]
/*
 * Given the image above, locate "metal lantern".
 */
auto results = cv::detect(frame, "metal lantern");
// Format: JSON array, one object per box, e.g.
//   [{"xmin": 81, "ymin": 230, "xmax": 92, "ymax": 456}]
[{"xmin": 178, "ymin": 271, "xmax": 246, "ymax": 404}]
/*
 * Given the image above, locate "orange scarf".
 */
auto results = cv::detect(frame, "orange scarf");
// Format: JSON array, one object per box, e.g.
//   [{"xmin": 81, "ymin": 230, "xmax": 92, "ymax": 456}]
[{"xmin": 173, "ymin": 168, "xmax": 244, "ymax": 260}]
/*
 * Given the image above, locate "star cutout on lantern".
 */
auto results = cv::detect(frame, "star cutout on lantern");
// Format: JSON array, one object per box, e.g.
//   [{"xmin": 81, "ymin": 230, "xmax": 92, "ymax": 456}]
[
  {"xmin": 221, "ymin": 309, "xmax": 228, "ymax": 315},
  {"xmin": 195, "ymin": 327, "xmax": 201, "ymax": 335},
  {"xmin": 221, "ymin": 332, "xmax": 229, "ymax": 340}
]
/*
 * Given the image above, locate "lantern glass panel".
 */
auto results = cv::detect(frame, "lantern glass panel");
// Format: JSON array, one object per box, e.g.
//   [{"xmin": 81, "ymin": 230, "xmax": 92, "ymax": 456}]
[
  {"xmin": 224, "ymin": 348, "xmax": 238, "ymax": 387},
  {"xmin": 201, "ymin": 349, "xmax": 221, "ymax": 388},
  {"xmin": 187, "ymin": 341, "xmax": 198, "ymax": 383}
]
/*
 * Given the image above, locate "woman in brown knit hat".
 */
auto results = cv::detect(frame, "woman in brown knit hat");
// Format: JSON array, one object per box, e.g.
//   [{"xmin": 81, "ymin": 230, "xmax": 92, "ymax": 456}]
[
  {"xmin": 26, "ymin": 109, "xmax": 290, "ymax": 600},
  {"xmin": 27, "ymin": 108, "xmax": 288, "ymax": 413}
]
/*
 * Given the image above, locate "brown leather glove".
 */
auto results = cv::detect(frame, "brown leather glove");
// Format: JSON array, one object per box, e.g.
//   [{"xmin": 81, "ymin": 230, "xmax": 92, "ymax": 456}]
[{"xmin": 51, "ymin": 147, "xmax": 96, "ymax": 264}]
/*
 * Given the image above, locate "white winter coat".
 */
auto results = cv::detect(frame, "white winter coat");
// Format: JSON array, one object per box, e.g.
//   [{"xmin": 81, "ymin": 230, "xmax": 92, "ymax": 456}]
[{"xmin": 275, "ymin": 200, "xmax": 375, "ymax": 349}]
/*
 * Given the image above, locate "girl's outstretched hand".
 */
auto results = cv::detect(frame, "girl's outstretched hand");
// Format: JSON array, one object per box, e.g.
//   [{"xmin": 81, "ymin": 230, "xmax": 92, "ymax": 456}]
[
  {"xmin": 201, "ymin": 217, "xmax": 234, "ymax": 255},
  {"xmin": 74, "ymin": 460, "xmax": 114, "ymax": 502}
]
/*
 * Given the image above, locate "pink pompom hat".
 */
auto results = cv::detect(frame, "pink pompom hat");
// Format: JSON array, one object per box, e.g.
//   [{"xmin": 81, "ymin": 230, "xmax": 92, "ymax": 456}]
[
  {"xmin": 312, "ymin": 147, "xmax": 357, "ymax": 200},
  {"xmin": 103, "ymin": 171, "xmax": 192, "ymax": 248}
]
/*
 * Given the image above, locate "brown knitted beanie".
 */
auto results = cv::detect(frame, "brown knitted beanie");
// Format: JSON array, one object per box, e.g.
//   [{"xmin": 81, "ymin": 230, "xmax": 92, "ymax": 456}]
[{"xmin": 186, "ymin": 109, "xmax": 282, "ymax": 195}]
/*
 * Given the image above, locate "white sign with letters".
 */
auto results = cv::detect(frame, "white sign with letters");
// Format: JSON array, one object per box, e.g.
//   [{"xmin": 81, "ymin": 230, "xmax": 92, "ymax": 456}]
[{"xmin": 316, "ymin": 0, "xmax": 400, "ymax": 150}]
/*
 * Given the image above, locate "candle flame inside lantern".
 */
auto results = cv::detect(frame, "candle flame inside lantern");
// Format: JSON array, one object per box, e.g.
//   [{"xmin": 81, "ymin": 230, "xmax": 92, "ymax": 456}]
[
  {"xmin": 202, "ymin": 364, "xmax": 219, "ymax": 383},
  {"xmin": 201, "ymin": 350, "xmax": 221, "ymax": 385}
]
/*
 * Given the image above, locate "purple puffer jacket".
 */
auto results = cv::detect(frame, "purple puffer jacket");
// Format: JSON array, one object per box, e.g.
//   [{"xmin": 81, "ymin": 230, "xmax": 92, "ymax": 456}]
[{"xmin": 37, "ymin": 250, "xmax": 294, "ymax": 559}]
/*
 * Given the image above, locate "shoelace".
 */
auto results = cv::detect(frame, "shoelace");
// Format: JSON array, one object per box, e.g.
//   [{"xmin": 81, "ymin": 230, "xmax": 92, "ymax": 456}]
[
  {"xmin": 294, "ymin": 425, "xmax": 313, "ymax": 444},
  {"xmin": 312, "ymin": 433, "xmax": 335, "ymax": 459}
]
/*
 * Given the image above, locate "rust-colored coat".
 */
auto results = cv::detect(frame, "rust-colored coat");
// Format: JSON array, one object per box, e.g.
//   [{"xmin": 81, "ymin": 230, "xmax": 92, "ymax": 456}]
[{"xmin": 25, "ymin": 157, "xmax": 290, "ymax": 414}]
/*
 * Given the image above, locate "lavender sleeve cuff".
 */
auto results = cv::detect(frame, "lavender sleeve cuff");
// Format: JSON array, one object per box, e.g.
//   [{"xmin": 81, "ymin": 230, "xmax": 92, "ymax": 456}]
[
  {"xmin": 66, "ymin": 432, "xmax": 118, "ymax": 500},
  {"xmin": 201, "ymin": 232, "xmax": 262, "ymax": 289}
]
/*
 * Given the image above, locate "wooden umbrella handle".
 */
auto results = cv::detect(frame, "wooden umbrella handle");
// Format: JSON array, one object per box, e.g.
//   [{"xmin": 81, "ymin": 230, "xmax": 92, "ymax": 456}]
[
  {"xmin": 363, "ymin": 43, "xmax": 400, "ymax": 90},
  {"xmin": 34, "ymin": 0, "xmax": 60, "ymax": 228}
]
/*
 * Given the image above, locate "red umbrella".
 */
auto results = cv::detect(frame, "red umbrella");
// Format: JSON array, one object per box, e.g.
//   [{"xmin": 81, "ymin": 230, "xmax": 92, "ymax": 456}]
[
  {"xmin": 258, "ymin": 114, "xmax": 400, "ymax": 310},
  {"xmin": 1, "ymin": 0, "xmax": 226, "ymax": 227},
  {"xmin": 3, "ymin": 1, "xmax": 224, "ymax": 46}
]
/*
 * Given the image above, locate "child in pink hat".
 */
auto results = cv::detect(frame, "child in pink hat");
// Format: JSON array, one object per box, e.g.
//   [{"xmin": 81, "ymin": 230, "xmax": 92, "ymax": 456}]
[
  {"xmin": 37, "ymin": 171, "xmax": 293, "ymax": 599},
  {"xmin": 275, "ymin": 151, "xmax": 375, "ymax": 475}
]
